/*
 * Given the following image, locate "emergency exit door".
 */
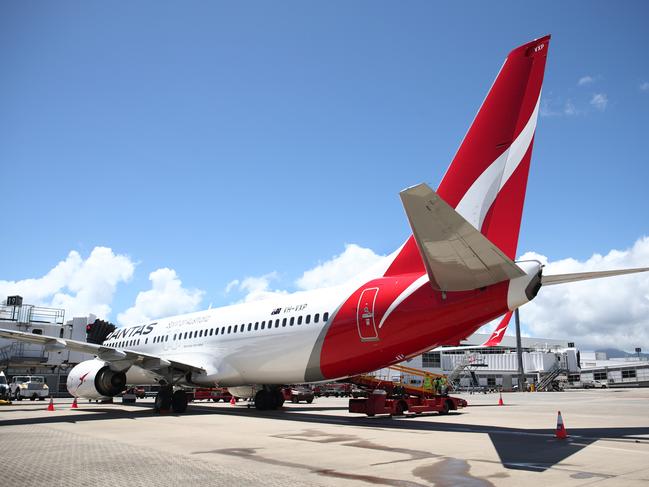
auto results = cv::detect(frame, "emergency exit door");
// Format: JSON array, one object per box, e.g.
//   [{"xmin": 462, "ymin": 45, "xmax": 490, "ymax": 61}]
[{"xmin": 357, "ymin": 287, "xmax": 379, "ymax": 342}]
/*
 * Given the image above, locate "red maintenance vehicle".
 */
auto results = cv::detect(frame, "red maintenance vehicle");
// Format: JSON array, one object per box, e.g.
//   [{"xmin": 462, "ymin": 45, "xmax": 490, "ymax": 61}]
[
  {"xmin": 190, "ymin": 387, "xmax": 236, "ymax": 402},
  {"xmin": 347, "ymin": 364, "xmax": 467, "ymax": 417}
]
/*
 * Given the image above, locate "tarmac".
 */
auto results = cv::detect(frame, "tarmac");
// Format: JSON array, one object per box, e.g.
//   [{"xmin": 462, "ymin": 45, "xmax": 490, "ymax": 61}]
[{"xmin": 1, "ymin": 388, "xmax": 649, "ymax": 486}]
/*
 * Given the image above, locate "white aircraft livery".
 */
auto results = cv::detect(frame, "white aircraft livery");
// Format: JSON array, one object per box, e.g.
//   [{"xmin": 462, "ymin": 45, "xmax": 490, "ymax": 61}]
[{"xmin": 2, "ymin": 35, "xmax": 647, "ymax": 413}]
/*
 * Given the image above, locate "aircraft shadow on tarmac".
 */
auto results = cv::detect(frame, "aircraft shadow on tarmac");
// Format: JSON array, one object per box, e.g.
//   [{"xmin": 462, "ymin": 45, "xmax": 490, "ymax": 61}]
[{"xmin": 2, "ymin": 402, "xmax": 647, "ymax": 472}]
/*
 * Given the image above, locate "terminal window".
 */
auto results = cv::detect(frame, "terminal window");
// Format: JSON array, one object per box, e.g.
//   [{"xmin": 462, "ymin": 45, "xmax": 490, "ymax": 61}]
[
  {"xmin": 422, "ymin": 352, "xmax": 441, "ymax": 368},
  {"xmin": 594, "ymin": 371, "xmax": 607, "ymax": 381},
  {"xmin": 622, "ymin": 369, "xmax": 637, "ymax": 379}
]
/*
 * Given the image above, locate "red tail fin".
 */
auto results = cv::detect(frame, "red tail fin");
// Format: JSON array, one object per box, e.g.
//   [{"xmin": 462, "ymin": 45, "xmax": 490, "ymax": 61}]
[
  {"xmin": 385, "ymin": 36, "xmax": 550, "ymax": 276},
  {"xmin": 481, "ymin": 311, "xmax": 513, "ymax": 347},
  {"xmin": 438, "ymin": 35, "xmax": 550, "ymax": 259}
]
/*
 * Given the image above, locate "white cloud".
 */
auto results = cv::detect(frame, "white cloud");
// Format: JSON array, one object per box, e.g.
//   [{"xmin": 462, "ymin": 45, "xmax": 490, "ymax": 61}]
[
  {"xmin": 590, "ymin": 93, "xmax": 608, "ymax": 111},
  {"xmin": 225, "ymin": 271, "xmax": 288, "ymax": 303},
  {"xmin": 117, "ymin": 268, "xmax": 204, "ymax": 325},
  {"xmin": 563, "ymin": 100, "xmax": 578, "ymax": 116},
  {"xmin": 640, "ymin": 81, "xmax": 649, "ymax": 92},
  {"xmin": 540, "ymin": 98, "xmax": 580, "ymax": 117},
  {"xmin": 0, "ymin": 247, "xmax": 134, "ymax": 320},
  {"xmin": 578, "ymin": 75, "xmax": 594, "ymax": 86},
  {"xmin": 518, "ymin": 237, "xmax": 649, "ymax": 351},
  {"xmin": 296, "ymin": 244, "xmax": 387, "ymax": 290},
  {"xmin": 224, "ymin": 244, "xmax": 388, "ymax": 302}
]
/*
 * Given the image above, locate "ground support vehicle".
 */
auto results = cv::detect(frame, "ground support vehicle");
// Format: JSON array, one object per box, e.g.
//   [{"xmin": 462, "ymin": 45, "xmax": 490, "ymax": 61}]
[
  {"xmin": 347, "ymin": 364, "xmax": 465, "ymax": 417},
  {"xmin": 314, "ymin": 382, "xmax": 352, "ymax": 397},
  {"xmin": 0, "ymin": 371, "xmax": 10, "ymax": 400},
  {"xmin": 349, "ymin": 389, "xmax": 467, "ymax": 417},
  {"xmin": 190, "ymin": 387, "xmax": 236, "ymax": 402},
  {"xmin": 282, "ymin": 386, "xmax": 315, "ymax": 403},
  {"xmin": 10, "ymin": 375, "xmax": 49, "ymax": 401}
]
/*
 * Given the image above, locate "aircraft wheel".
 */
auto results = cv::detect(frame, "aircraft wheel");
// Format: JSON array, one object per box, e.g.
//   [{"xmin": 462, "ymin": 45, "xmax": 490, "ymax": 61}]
[
  {"xmin": 273, "ymin": 389, "xmax": 284, "ymax": 408},
  {"xmin": 171, "ymin": 390, "xmax": 188, "ymax": 413},
  {"xmin": 154, "ymin": 387, "xmax": 173, "ymax": 412},
  {"xmin": 254, "ymin": 390, "xmax": 272, "ymax": 410}
]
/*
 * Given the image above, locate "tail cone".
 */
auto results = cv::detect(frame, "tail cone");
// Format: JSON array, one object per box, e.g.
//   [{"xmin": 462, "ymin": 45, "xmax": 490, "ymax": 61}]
[{"xmin": 47, "ymin": 398, "xmax": 55, "ymax": 411}]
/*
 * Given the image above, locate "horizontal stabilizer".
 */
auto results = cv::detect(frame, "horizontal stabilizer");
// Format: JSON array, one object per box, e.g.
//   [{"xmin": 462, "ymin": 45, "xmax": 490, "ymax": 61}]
[
  {"xmin": 400, "ymin": 183, "xmax": 525, "ymax": 291},
  {"xmin": 542, "ymin": 267, "xmax": 649, "ymax": 286}
]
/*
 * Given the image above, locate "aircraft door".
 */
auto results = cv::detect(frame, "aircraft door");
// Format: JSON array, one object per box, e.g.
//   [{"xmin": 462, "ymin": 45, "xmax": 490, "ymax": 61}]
[{"xmin": 357, "ymin": 287, "xmax": 379, "ymax": 342}]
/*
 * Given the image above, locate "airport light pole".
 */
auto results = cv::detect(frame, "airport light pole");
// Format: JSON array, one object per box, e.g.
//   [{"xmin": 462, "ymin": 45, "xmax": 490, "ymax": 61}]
[{"xmin": 515, "ymin": 308, "xmax": 525, "ymax": 391}]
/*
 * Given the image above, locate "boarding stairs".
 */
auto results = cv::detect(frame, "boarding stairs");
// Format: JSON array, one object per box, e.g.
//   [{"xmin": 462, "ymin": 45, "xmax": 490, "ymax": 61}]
[
  {"xmin": 536, "ymin": 362, "xmax": 566, "ymax": 391},
  {"xmin": 447, "ymin": 353, "xmax": 487, "ymax": 390}
]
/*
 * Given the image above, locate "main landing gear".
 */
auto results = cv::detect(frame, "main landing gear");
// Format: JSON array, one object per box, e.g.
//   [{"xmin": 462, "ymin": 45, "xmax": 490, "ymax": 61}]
[
  {"xmin": 154, "ymin": 385, "xmax": 188, "ymax": 414},
  {"xmin": 254, "ymin": 386, "xmax": 285, "ymax": 411}
]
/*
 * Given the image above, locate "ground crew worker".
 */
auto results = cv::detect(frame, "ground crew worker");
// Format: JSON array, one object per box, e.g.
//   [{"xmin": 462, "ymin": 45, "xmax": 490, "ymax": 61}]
[{"xmin": 423, "ymin": 375, "xmax": 433, "ymax": 393}]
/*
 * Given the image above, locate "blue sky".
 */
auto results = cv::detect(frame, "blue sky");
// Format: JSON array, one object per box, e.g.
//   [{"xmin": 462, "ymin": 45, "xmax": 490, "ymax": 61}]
[{"xmin": 1, "ymin": 2, "xmax": 648, "ymax": 348}]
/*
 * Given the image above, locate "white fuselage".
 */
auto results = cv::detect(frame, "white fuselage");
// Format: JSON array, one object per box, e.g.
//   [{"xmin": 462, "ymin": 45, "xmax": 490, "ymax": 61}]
[{"xmin": 105, "ymin": 285, "xmax": 347, "ymax": 386}]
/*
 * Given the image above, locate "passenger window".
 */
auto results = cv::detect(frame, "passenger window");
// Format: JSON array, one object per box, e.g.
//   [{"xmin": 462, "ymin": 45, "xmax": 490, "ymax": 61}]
[
  {"xmin": 240, "ymin": 324, "xmax": 244, "ymax": 332},
  {"xmin": 193, "ymin": 331, "xmax": 198, "ymax": 338},
  {"xmin": 282, "ymin": 318, "xmax": 287, "ymax": 327},
  {"xmin": 248, "ymin": 323, "xmax": 252, "ymax": 332},
  {"xmin": 324, "ymin": 312, "xmax": 329, "ymax": 322},
  {"xmin": 314, "ymin": 313, "xmax": 320, "ymax": 323},
  {"xmin": 297, "ymin": 316, "xmax": 302, "ymax": 325},
  {"xmin": 261, "ymin": 322, "xmax": 265, "ymax": 330},
  {"xmin": 215, "ymin": 328, "xmax": 219, "ymax": 335},
  {"xmin": 199, "ymin": 330, "xmax": 203, "ymax": 338},
  {"xmin": 306, "ymin": 315, "xmax": 311, "ymax": 324},
  {"xmin": 289, "ymin": 317, "xmax": 294, "ymax": 326},
  {"xmin": 165, "ymin": 335, "xmax": 169, "ymax": 342},
  {"xmin": 227, "ymin": 326, "xmax": 232, "ymax": 334},
  {"xmin": 275, "ymin": 319, "xmax": 280, "ymax": 328},
  {"xmin": 145, "ymin": 338, "xmax": 148, "ymax": 345},
  {"xmin": 209, "ymin": 329, "xmax": 213, "ymax": 336},
  {"xmin": 254, "ymin": 322, "xmax": 259, "ymax": 331}
]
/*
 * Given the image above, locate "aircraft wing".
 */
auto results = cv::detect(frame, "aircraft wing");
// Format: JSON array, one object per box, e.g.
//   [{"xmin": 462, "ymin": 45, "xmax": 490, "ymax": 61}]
[
  {"xmin": 0, "ymin": 327, "xmax": 205, "ymax": 374},
  {"xmin": 542, "ymin": 267, "xmax": 649, "ymax": 286},
  {"xmin": 400, "ymin": 183, "xmax": 525, "ymax": 291}
]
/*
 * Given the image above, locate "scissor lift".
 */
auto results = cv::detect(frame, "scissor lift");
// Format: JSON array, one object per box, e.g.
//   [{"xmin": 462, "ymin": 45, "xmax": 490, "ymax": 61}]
[{"xmin": 347, "ymin": 364, "xmax": 467, "ymax": 417}]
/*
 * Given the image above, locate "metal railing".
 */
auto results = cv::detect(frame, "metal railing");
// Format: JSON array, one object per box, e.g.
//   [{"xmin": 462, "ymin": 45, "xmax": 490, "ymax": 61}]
[{"xmin": 0, "ymin": 304, "xmax": 65, "ymax": 325}]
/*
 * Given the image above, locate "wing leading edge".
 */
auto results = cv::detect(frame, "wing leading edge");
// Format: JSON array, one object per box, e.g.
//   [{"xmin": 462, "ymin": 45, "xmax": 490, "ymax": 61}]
[{"xmin": 0, "ymin": 327, "xmax": 205, "ymax": 374}]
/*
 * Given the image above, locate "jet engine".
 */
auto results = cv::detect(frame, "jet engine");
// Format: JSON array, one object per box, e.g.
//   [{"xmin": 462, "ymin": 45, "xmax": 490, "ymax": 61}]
[{"xmin": 66, "ymin": 359, "xmax": 127, "ymax": 400}]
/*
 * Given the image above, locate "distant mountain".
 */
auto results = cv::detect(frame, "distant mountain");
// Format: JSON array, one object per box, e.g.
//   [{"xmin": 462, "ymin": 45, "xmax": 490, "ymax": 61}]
[{"xmin": 595, "ymin": 348, "xmax": 649, "ymax": 359}]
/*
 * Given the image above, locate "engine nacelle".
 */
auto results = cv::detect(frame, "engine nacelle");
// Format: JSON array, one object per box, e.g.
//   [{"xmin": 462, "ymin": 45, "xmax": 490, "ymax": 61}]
[
  {"xmin": 67, "ymin": 359, "xmax": 127, "ymax": 400},
  {"xmin": 227, "ymin": 386, "xmax": 257, "ymax": 399}
]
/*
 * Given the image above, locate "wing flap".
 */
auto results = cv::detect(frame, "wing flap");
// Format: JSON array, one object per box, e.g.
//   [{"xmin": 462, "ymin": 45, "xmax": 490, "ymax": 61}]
[{"xmin": 400, "ymin": 183, "xmax": 525, "ymax": 291}]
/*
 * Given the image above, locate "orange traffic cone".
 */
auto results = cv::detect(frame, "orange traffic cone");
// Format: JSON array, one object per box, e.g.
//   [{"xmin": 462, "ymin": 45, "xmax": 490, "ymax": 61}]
[
  {"xmin": 47, "ymin": 398, "xmax": 55, "ymax": 411},
  {"xmin": 498, "ymin": 392, "xmax": 504, "ymax": 406},
  {"xmin": 555, "ymin": 411, "xmax": 568, "ymax": 439},
  {"xmin": 230, "ymin": 395, "xmax": 236, "ymax": 406},
  {"xmin": 71, "ymin": 398, "xmax": 79, "ymax": 409}
]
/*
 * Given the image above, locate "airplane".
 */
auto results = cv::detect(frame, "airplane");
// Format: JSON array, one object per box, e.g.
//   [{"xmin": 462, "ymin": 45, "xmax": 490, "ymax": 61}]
[
  {"xmin": 1, "ymin": 34, "xmax": 648, "ymax": 413},
  {"xmin": 433, "ymin": 310, "xmax": 514, "ymax": 353}
]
